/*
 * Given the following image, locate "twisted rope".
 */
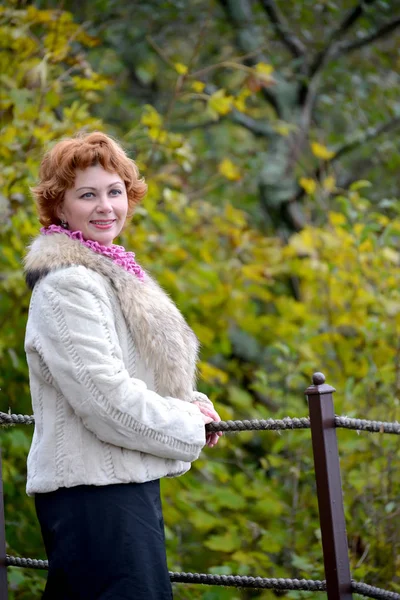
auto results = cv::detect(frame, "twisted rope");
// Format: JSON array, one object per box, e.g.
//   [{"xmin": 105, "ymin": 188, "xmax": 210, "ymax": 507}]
[
  {"xmin": 0, "ymin": 413, "xmax": 34, "ymax": 425},
  {"xmin": 5, "ymin": 557, "xmax": 400, "ymax": 598},
  {"xmin": 352, "ymin": 582, "xmax": 400, "ymax": 600},
  {"xmin": 335, "ymin": 416, "xmax": 400, "ymax": 435},
  {"xmin": 2, "ymin": 411, "xmax": 400, "ymax": 435},
  {"xmin": 6, "ymin": 555, "xmax": 48, "ymax": 570},
  {"xmin": 169, "ymin": 571, "xmax": 326, "ymax": 590},
  {"xmin": 0, "ymin": 412, "xmax": 312, "ymax": 431},
  {"xmin": 5, "ymin": 556, "xmax": 326, "ymax": 590},
  {"xmin": 206, "ymin": 416, "xmax": 310, "ymax": 432}
]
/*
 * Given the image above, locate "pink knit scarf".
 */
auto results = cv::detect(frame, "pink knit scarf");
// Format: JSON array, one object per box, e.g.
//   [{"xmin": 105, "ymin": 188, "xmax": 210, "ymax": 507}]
[{"xmin": 41, "ymin": 224, "xmax": 146, "ymax": 280}]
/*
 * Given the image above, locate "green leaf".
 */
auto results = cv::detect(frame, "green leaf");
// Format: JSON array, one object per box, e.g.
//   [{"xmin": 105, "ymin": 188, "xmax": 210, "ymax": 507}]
[
  {"xmin": 204, "ymin": 530, "xmax": 241, "ymax": 553},
  {"xmin": 349, "ymin": 180, "xmax": 372, "ymax": 191}
]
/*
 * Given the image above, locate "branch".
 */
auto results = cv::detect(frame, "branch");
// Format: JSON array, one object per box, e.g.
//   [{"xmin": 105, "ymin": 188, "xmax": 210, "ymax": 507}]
[
  {"xmin": 334, "ymin": 16, "xmax": 400, "ymax": 57},
  {"xmin": 293, "ymin": 116, "xmax": 400, "ymax": 204},
  {"xmin": 173, "ymin": 109, "xmax": 275, "ymax": 138},
  {"xmin": 297, "ymin": 157, "xmax": 374, "ymax": 203},
  {"xmin": 259, "ymin": 0, "xmax": 306, "ymax": 58},
  {"xmin": 218, "ymin": 0, "xmax": 281, "ymax": 116},
  {"xmin": 308, "ymin": 0, "xmax": 376, "ymax": 79},
  {"xmin": 181, "ymin": 81, "xmax": 277, "ymax": 138},
  {"xmin": 334, "ymin": 158, "xmax": 375, "ymax": 191},
  {"xmin": 172, "ymin": 120, "xmax": 220, "ymax": 132},
  {"xmin": 332, "ymin": 115, "xmax": 400, "ymax": 163},
  {"xmin": 230, "ymin": 109, "xmax": 276, "ymax": 137}
]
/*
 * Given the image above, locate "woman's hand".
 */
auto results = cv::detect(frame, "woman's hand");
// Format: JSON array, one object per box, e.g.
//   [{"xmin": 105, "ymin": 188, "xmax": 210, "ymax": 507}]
[{"xmin": 193, "ymin": 402, "xmax": 223, "ymax": 448}]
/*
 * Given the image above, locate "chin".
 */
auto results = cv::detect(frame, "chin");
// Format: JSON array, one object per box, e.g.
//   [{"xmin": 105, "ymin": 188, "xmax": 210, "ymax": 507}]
[
  {"xmin": 86, "ymin": 226, "xmax": 118, "ymax": 246},
  {"xmin": 95, "ymin": 235, "xmax": 115, "ymax": 246}
]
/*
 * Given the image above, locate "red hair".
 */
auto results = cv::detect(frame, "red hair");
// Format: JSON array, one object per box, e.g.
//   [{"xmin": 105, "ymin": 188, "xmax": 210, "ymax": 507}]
[{"xmin": 32, "ymin": 131, "xmax": 147, "ymax": 226}]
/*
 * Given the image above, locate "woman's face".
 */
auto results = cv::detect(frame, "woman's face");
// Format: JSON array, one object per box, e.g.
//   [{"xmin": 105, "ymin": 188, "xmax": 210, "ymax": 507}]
[{"xmin": 58, "ymin": 165, "xmax": 128, "ymax": 246}]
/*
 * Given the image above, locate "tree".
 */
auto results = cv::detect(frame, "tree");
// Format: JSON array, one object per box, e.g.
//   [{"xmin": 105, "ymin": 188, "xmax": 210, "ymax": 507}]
[
  {"xmin": 217, "ymin": 0, "xmax": 400, "ymax": 232},
  {"xmin": 49, "ymin": 0, "xmax": 400, "ymax": 234}
]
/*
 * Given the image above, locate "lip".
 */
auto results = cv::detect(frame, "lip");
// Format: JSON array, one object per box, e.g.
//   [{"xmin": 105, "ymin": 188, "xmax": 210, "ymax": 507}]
[{"xmin": 90, "ymin": 219, "xmax": 116, "ymax": 230}]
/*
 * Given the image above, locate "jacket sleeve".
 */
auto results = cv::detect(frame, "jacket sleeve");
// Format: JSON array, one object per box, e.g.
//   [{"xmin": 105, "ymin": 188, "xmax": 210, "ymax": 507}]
[
  {"xmin": 29, "ymin": 267, "xmax": 206, "ymax": 462},
  {"xmin": 191, "ymin": 391, "xmax": 215, "ymax": 410}
]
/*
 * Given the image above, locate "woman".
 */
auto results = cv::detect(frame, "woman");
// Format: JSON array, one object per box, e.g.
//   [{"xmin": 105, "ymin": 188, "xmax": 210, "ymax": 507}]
[{"xmin": 24, "ymin": 131, "xmax": 221, "ymax": 600}]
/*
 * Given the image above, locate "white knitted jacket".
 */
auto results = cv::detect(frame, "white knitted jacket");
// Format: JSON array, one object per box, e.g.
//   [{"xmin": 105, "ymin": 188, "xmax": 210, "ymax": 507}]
[{"xmin": 24, "ymin": 233, "xmax": 211, "ymax": 495}]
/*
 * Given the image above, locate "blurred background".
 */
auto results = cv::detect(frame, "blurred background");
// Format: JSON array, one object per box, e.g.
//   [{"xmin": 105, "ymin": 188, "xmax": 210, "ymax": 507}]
[{"xmin": 1, "ymin": 0, "xmax": 400, "ymax": 597}]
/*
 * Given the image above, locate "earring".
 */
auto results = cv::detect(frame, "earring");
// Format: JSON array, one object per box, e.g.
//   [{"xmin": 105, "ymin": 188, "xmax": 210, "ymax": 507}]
[{"xmin": 60, "ymin": 220, "xmax": 68, "ymax": 229}]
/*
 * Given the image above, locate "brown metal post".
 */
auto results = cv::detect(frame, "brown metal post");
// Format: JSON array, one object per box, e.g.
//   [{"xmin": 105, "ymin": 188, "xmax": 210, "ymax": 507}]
[
  {"xmin": 0, "ymin": 448, "xmax": 8, "ymax": 599},
  {"xmin": 306, "ymin": 372, "xmax": 352, "ymax": 600}
]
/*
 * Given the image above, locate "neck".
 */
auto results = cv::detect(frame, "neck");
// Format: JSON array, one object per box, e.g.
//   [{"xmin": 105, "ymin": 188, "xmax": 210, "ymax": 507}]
[{"xmin": 40, "ymin": 225, "xmax": 145, "ymax": 280}]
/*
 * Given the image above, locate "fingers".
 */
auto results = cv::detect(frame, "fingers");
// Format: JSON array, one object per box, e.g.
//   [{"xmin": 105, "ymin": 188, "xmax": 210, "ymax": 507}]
[
  {"xmin": 193, "ymin": 402, "xmax": 221, "ymax": 423},
  {"xmin": 204, "ymin": 408, "xmax": 223, "ymax": 442},
  {"xmin": 193, "ymin": 401, "xmax": 223, "ymax": 447},
  {"xmin": 206, "ymin": 430, "xmax": 222, "ymax": 448},
  {"xmin": 200, "ymin": 413, "xmax": 214, "ymax": 425}
]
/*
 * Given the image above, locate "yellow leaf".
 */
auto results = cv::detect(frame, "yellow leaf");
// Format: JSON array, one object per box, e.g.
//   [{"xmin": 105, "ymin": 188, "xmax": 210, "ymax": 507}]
[
  {"xmin": 273, "ymin": 121, "xmax": 291, "ymax": 136},
  {"xmin": 323, "ymin": 175, "xmax": 336, "ymax": 192},
  {"xmin": 389, "ymin": 222, "xmax": 400, "ymax": 234},
  {"xmin": 192, "ymin": 324, "xmax": 215, "ymax": 345},
  {"xmin": 191, "ymin": 80, "xmax": 205, "ymax": 93},
  {"xmin": 0, "ymin": 126, "xmax": 17, "ymax": 145},
  {"xmin": 141, "ymin": 104, "xmax": 163, "ymax": 128},
  {"xmin": 174, "ymin": 62, "xmax": 188, "ymax": 75},
  {"xmin": 147, "ymin": 127, "xmax": 167, "ymax": 143},
  {"xmin": 311, "ymin": 142, "xmax": 335, "ymax": 160},
  {"xmin": 376, "ymin": 215, "xmax": 389, "ymax": 226},
  {"xmin": 359, "ymin": 239, "xmax": 373, "ymax": 252},
  {"xmin": 289, "ymin": 229, "xmax": 317, "ymax": 255},
  {"xmin": 255, "ymin": 62, "xmax": 274, "ymax": 81},
  {"xmin": 354, "ymin": 223, "xmax": 364, "ymax": 236},
  {"xmin": 27, "ymin": 7, "xmax": 56, "ymax": 23},
  {"xmin": 242, "ymin": 265, "xmax": 266, "ymax": 283},
  {"xmin": 218, "ymin": 158, "xmax": 241, "ymax": 181},
  {"xmin": 198, "ymin": 361, "xmax": 229, "ymax": 384},
  {"xmin": 208, "ymin": 89, "xmax": 233, "ymax": 116},
  {"xmin": 329, "ymin": 212, "xmax": 346, "ymax": 226},
  {"xmin": 224, "ymin": 202, "xmax": 247, "ymax": 225},
  {"xmin": 232, "ymin": 89, "xmax": 250, "ymax": 112},
  {"xmin": 299, "ymin": 177, "xmax": 316, "ymax": 195}
]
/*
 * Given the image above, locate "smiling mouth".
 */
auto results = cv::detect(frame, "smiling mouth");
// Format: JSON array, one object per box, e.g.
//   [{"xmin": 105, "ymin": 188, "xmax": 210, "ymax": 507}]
[{"xmin": 90, "ymin": 220, "xmax": 116, "ymax": 225}]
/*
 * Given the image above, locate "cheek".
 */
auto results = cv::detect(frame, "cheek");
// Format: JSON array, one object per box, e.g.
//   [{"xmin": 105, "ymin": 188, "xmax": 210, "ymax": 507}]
[
  {"xmin": 66, "ymin": 202, "xmax": 91, "ymax": 222},
  {"xmin": 120, "ymin": 197, "xmax": 129, "ymax": 217}
]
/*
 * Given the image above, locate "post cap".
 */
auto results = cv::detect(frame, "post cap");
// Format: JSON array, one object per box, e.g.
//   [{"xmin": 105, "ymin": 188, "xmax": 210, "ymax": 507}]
[
  {"xmin": 312, "ymin": 372, "xmax": 326, "ymax": 385},
  {"xmin": 305, "ymin": 371, "xmax": 336, "ymax": 395}
]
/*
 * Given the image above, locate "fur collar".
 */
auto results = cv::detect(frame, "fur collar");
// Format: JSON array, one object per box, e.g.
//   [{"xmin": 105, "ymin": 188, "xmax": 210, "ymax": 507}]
[{"xmin": 24, "ymin": 233, "xmax": 199, "ymax": 401}]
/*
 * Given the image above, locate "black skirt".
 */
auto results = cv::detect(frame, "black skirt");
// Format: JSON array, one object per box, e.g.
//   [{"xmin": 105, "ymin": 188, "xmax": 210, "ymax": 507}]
[{"xmin": 35, "ymin": 480, "xmax": 173, "ymax": 600}]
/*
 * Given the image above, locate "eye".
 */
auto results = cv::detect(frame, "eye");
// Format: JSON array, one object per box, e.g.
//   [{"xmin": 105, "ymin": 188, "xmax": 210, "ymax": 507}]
[
  {"xmin": 110, "ymin": 188, "xmax": 122, "ymax": 196},
  {"xmin": 80, "ymin": 192, "xmax": 94, "ymax": 199}
]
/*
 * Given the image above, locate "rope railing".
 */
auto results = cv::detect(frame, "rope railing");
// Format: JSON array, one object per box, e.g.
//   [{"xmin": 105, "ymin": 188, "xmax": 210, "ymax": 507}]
[
  {"xmin": 4, "ymin": 556, "xmax": 400, "ymax": 600},
  {"xmin": 351, "ymin": 583, "xmax": 400, "ymax": 600},
  {"xmin": 0, "ymin": 413, "xmax": 35, "ymax": 426},
  {"xmin": 2, "ymin": 411, "xmax": 400, "ymax": 435},
  {"xmin": 1, "ymin": 373, "xmax": 400, "ymax": 599},
  {"xmin": 334, "ymin": 416, "xmax": 400, "ymax": 435}
]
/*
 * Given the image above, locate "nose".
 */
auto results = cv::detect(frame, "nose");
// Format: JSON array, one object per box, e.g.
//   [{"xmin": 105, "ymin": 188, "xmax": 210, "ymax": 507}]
[{"xmin": 96, "ymin": 193, "xmax": 113, "ymax": 213}]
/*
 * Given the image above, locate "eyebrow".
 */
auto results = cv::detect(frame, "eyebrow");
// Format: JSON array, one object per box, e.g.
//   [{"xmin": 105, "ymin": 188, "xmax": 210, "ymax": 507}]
[{"xmin": 76, "ymin": 182, "xmax": 123, "ymax": 192}]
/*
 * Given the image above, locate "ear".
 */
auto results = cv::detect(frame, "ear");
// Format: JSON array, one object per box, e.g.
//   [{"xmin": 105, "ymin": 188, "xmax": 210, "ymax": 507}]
[{"xmin": 56, "ymin": 203, "xmax": 65, "ymax": 221}]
